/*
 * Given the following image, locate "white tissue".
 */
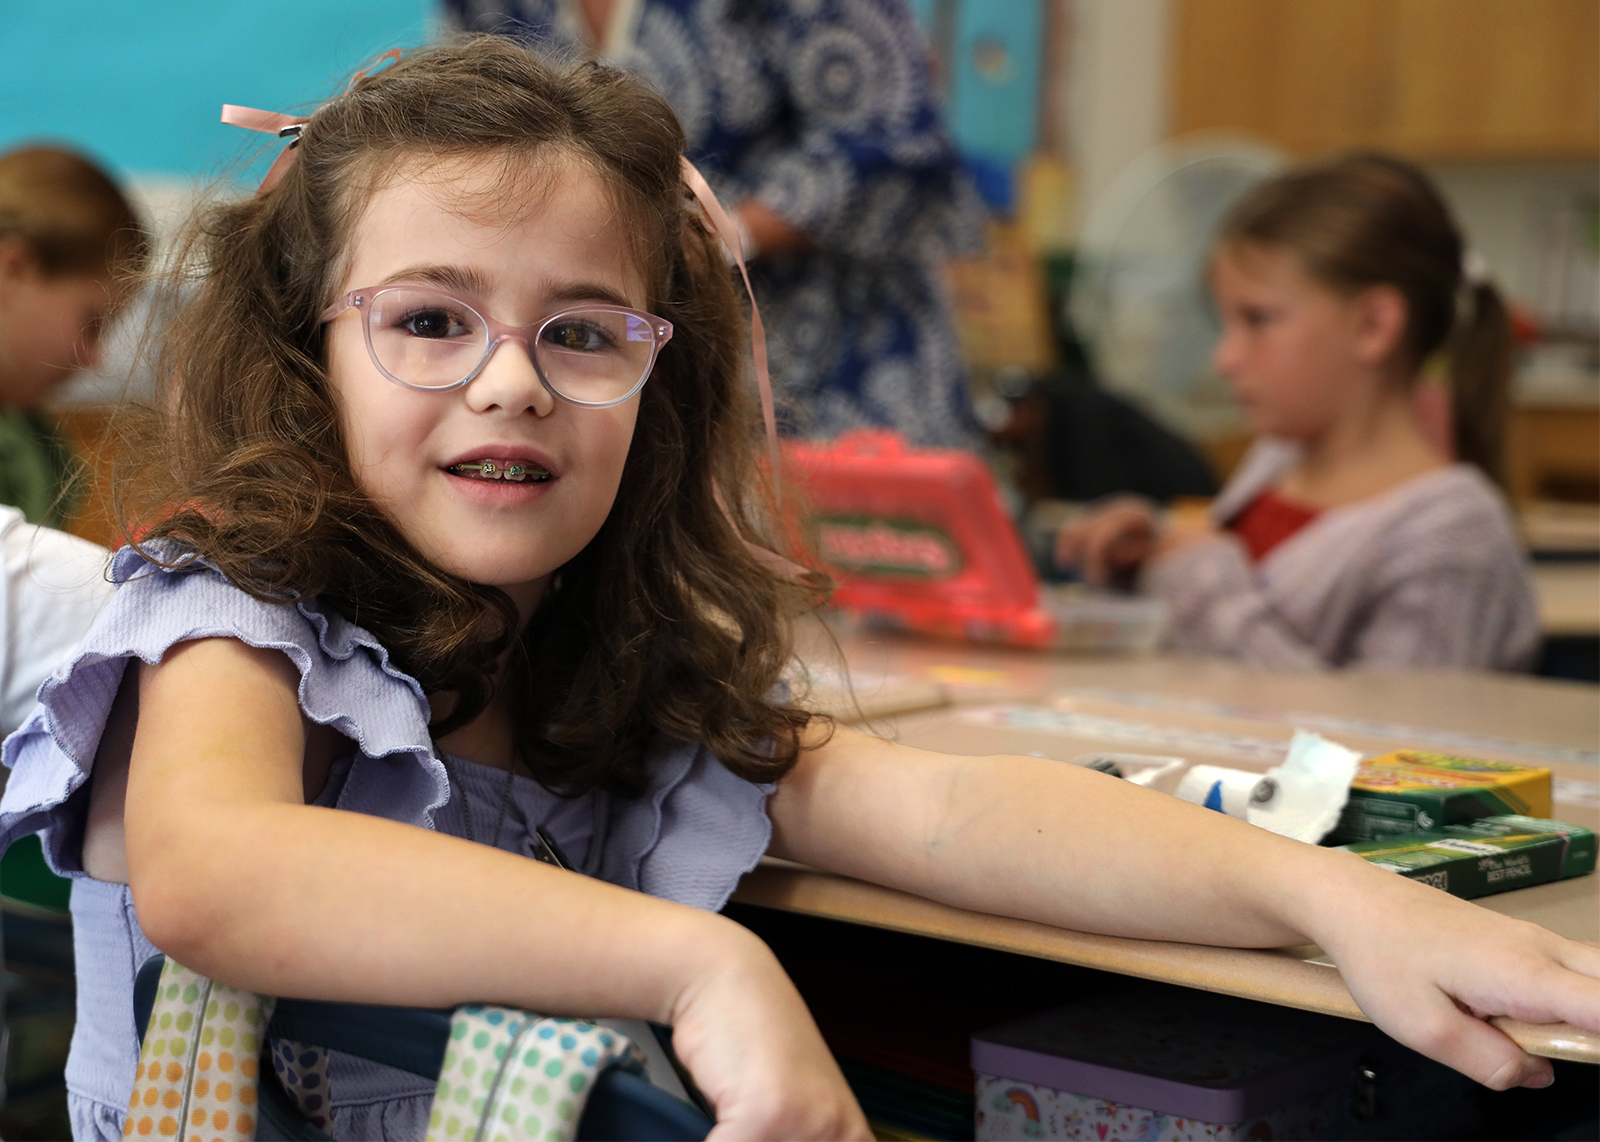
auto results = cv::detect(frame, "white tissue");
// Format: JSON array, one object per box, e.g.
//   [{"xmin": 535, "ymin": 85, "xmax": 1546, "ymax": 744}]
[{"xmin": 1246, "ymin": 730, "xmax": 1363, "ymax": 843}]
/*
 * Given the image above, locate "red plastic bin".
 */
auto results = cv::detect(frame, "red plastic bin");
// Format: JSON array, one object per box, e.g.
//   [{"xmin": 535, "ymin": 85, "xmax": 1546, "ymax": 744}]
[{"xmin": 786, "ymin": 430, "xmax": 1054, "ymax": 647}]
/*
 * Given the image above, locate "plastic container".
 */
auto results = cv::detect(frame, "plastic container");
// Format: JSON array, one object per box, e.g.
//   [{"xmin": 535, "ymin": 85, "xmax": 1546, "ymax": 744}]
[
  {"xmin": 1039, "ymin": 585, "xmax": 1168, "ymax": 654},
  {"xmin": 789, "ymin": 432, "xmax": 1162, "ymax": 651}
]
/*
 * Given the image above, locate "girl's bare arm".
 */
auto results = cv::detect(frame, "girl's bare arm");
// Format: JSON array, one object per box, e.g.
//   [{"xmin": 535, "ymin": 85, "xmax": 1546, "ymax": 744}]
[
  {"xmin": 768, "ymin": 725, "xmax": 1600, "ymax": 1090},
  {"xmin": 115, "ymin": 637, "xmax": 866, "ymax": 1142}
]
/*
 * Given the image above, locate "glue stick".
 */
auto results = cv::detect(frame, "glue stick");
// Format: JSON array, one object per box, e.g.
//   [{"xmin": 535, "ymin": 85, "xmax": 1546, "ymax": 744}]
[{"xmin": 1176, "ymin": 765, "xmax": 1278, "ymax": 819}]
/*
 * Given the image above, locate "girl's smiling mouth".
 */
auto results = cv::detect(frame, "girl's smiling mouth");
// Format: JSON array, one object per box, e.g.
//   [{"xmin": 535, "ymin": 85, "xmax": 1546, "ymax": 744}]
[
  {"xmin": 446, "ymin": 459, "xmax": 553, "ymax": 482},
  {"xmin": 440, "ymin": 450, "xmax": 561, "ymax": 502}
]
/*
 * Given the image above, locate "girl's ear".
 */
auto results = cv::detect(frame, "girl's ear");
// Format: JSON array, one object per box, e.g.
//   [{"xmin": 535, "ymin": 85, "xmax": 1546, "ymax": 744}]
[
  {"xmin": 1350, "ymin": 284, "xmax": 1409, "ymax": 368},
  {"xmin": 0, "ymin": 238, "xmax": 41, "ymax": 290}
]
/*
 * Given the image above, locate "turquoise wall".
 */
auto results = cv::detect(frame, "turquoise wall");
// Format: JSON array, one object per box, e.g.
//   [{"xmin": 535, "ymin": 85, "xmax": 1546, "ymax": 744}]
[
  {"xmin": 949, "ymin": 0, "xmax": 1042, "ymax": 166},
  {"xmin": 906, "ymin": 0, "xmax": 1043, "ymax": 164},
  {"xmin": 0, "ymin": 2, "xmax": 434, "ymax": 180},
  {"xmin": 906, "ymin": 0, "xmax": 1043, "ymax": 208}
]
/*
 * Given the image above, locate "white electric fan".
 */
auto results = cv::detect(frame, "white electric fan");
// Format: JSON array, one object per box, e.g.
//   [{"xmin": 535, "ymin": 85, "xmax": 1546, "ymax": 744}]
[{"xmin": 1070, "ymin": 134, "xmax": 1287, "ymax": 441}]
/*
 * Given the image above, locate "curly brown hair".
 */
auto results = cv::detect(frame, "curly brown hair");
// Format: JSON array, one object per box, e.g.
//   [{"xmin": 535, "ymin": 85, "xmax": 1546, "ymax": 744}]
[{"xmin": 119, "ymin": 37, "xmax": 823, "ymax": 797}]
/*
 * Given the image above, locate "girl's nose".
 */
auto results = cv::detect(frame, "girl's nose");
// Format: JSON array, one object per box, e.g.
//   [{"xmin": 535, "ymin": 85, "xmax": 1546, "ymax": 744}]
[
  {"xmin": 465, "ymin": 336, "xmax": 556, "ymax": 418},
  {"xmin": 1211, "ymin": 325, "xmax": 1242, "ymax": 377}
]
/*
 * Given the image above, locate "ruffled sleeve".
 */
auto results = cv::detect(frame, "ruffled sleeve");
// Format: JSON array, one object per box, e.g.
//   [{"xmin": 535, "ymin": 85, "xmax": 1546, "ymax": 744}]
[
  {"xmin": 0, "ymin": 545, "xmax": 448, "ymax": 877},
  {"xmin": 591, "ymin": 739, "xmax": 775, "ymax": 913}
]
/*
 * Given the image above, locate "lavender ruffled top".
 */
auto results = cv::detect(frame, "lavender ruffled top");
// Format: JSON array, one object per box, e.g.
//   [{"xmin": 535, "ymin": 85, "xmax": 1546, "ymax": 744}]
[{"xmin": 0, "ymin": 545, "xmax": 774, "ymax": 1140}]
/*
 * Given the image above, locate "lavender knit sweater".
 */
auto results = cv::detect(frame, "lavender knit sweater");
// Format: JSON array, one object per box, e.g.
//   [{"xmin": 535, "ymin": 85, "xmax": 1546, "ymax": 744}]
[{"xmin": 1142, "ymin": 439, "xmax": 1540, "ymax": 671}]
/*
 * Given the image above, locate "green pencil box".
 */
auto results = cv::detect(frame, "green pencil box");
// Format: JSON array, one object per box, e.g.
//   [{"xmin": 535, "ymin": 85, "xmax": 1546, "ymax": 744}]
[{"xmin": 1339, "ymin": 815, "xmax": 1596, "ymax": 900}]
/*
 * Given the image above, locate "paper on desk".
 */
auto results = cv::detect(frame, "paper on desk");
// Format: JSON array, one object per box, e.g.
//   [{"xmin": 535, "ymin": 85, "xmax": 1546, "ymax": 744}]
[
  {"xmin": 1247, "ymin": 730, "xmax": 1363, "ymax": 843},
  {"xmin": 789, "ymin": 667, "xmax": 949, "ymax": 723}
]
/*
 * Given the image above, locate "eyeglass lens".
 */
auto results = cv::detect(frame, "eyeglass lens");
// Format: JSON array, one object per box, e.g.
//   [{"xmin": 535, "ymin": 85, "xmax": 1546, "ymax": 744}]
[{"xmin": 364, "ymin": 287, "xmax": 659, "ymax": 403}]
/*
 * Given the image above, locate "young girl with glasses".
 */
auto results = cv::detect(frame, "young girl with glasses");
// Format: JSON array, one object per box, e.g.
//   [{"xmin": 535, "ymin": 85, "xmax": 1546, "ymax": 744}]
[{"xmin": 0, "ymin": 41, "xmax": 1592, "ymax": 1142}]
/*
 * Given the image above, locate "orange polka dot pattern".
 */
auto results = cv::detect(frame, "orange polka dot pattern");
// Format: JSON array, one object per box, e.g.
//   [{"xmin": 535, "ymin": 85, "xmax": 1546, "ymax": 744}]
[
  {"xmin": 126, "ymin": 965, "xmax": 652, "ymax": 1141},
  {"xmin": 125, "ymin": 959, "xmax": 273, "ymax": 1142}
]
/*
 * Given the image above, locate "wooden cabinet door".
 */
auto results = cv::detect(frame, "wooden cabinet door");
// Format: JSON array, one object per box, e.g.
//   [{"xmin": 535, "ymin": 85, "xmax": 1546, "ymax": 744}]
[
  {"xmin": 1386, "ymin": 0, "xmax": 1600, "ymax": 160},
  {"xmin": 1172, "ymin": 0, "xmax": 1389, "ymax": 153},
  {"xmin": 1172, "ymin": 0, "xmax": 1599, "ymax": 160}
]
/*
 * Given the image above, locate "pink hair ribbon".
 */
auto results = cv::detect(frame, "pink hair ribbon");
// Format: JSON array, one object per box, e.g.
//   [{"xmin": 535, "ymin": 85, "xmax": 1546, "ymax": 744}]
[
  {"xmin": 680, "ymin": 158, "xmax": 782, "ymax": 505},
  {"xmin": 219, "ymin": 105, "xmax": 309, "ymax": 196},
  {"xmin": 221, "ymin": 50, "xmax": 402, "ymax": 196}
]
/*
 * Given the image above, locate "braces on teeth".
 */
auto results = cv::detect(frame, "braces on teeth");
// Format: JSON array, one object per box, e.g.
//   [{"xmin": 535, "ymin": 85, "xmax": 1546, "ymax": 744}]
[{"xmin": 449, "ymin": 460, "xmax": 548, "ymax": 482}]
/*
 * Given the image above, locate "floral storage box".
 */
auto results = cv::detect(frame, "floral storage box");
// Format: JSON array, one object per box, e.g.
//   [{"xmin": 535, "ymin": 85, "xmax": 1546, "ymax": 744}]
[{"xmin": 972, "ymin": 987, "xmax": 1474, "ymax": 1141}]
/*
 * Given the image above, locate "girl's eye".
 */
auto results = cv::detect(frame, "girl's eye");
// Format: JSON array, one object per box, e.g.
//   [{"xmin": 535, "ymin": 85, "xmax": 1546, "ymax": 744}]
[
  {"xmin": 542, "ymin": 319, "xmax": 615, "ymax": 353},
  {"xmin": 400, "ymin": 308, "xmax": 473, "ymax": 339}
]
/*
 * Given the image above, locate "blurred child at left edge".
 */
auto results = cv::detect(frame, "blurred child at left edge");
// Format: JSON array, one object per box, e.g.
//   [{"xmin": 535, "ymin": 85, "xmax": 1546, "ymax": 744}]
[
  {"xmin": 0, "ymin": 145, "xmax": 149, "ymax": 737},
  {"xmin": 0, "ymin": 145, "xmax": 149, "ymax": 526}
]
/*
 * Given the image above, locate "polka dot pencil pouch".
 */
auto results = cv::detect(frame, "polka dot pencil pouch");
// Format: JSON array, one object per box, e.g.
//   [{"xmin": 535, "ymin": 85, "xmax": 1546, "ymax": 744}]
[
  {"xmin": 426, "ymin": 1007, "xmax": 648, "ymax": 1142},
  {"xmin": 129, "ymin": 958, "xmax": 648, "ymax": 1142}
]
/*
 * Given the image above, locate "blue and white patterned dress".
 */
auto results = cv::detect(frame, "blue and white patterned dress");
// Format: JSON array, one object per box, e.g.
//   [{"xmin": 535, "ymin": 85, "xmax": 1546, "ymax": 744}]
[{"xmin": 447, "ymin": 0, "xmax": 987, "ymax": 446}]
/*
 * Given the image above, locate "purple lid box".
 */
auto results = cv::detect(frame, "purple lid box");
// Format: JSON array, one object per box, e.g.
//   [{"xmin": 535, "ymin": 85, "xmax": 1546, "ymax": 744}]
[{"xmin": 971, "ymin": 988, "xmax": 1371, "ymax": 1124}]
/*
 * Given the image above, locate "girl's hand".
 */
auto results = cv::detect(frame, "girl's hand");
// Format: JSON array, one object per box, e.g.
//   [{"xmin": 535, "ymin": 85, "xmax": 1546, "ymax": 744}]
[
  {"xmin": 667, "ymin": 925, "xmax": 870, "ymax": 1141},
  {"xmin": 1055, "ymin": 497, "xmax": 1158, "ymax": 586},
  {"xmin": 734, "ymin": 201, "xmax": 811, "ymax": 260},
  {"xmin": 1310, "ymin": 854, "xmax": 1600, "ymax": 1089},
  {"xmin": 1150, "ymin": 504, "xmax": 1223, "ymax": 562}
]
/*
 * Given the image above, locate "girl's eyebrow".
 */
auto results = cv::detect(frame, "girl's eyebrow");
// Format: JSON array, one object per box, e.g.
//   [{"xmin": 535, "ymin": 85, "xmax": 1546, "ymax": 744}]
[
  {"xmin": 376, "ymin": 266, "xmax": 635, "ymax": 310},
  {"xmin": 379, "ymin": 264, "xmax": 492, "ymax": 295},
  {"xmin": 545, "ymin": 280, "xmax": 637, "ymax": 309}
]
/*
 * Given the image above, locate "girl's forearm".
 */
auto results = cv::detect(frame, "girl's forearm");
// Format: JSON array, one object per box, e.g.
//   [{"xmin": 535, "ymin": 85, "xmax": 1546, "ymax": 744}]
[
  {"xmin": 773, "ymin": 734, "xmax": 1380, "ymax": 950},
  {"xmin": 128, "ymin": 799, "xmax": 762, "ymax": 1025},
  {"xmin": 776, "ymin": 729, "xmax": 1599, "ymax": 1095},
  {"xmin": 122, "ymin": 639, "xmax": 777, "ymax": 1029}
]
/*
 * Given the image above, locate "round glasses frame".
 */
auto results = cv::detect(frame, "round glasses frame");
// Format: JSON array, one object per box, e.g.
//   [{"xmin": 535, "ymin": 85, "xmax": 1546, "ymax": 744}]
[{"xmin": 319, "ymin": 287, "xmax": 675, "ymax": 409}]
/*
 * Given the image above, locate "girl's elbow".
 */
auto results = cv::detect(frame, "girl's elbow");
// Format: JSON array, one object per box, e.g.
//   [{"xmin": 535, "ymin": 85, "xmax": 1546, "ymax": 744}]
[
  {"xmin": 129, "ymin": 874, "xmax": 215, "ymax": 963},
  {"xmin": 127, "ymin": 845, "xmax": 236, "ymax": 964}
]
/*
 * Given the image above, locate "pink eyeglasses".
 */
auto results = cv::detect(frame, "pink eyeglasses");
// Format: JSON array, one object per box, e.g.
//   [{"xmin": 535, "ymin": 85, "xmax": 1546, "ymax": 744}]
[{"xmin": 321, "ymin": 286, "xmax": 674, "ymax": 408}]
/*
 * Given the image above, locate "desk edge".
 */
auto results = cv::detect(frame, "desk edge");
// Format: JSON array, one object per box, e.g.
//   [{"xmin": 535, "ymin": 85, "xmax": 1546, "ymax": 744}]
[{"xmin": 731, "ymin": 864, "xmax": 1599, "ymax": 1066}]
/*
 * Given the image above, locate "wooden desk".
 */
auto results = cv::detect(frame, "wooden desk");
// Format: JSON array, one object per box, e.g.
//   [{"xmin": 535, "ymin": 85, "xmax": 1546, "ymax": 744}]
[
  {"xmin": 733, "ymin": 634, "xmax": 1600, "ymax": 1064},
  {"xmin": 1507, "ymin": 402, "xmax": 1600, "ymax": 504},
  {"xmin": 1521, "ymin": 501, "xmax": 1600, "ymax": 557},
  {"xmin": 1534, "ymin": 562, "xmax": 1600, "ymax": 638}
]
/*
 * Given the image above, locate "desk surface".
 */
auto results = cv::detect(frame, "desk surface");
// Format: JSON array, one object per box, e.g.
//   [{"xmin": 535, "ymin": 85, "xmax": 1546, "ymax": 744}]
[{"xmin": 733, "ymin": 633, "xmax": 1600, "ymax": 1064}]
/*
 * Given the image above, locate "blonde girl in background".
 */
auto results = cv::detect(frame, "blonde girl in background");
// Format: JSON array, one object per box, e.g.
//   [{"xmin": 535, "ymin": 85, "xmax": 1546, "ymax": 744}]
[
  {"xmin": 0, "ymin": 45, "xmax": 1591, "ymax": 1142},
  {"xmin": 1058, "ymin": 154, "xmax": 1537, "ymax": 671}
]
